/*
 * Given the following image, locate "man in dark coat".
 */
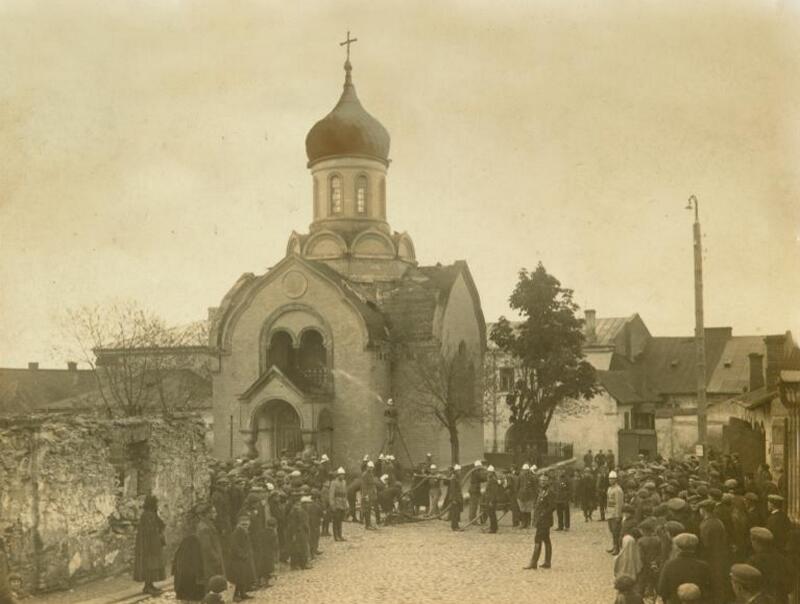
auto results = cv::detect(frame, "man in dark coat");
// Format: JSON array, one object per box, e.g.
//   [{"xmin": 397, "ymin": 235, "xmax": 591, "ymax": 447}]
[
  {"xmin": 698, "ymin": 500, "xmax": 731, "ymax": 604},
  {"xmin": 195, "ymin": 503, "xmax": 225, "ymax": 591},
  {"xmin": 360, "ymin": 462, "xmax": 378, "ymax": 530},
  {"xmin": 482, "ymin": 467, "xmax": 501, "ymax": 534},
  {"xmin": 445, "ymin": 465, "xmax": 463, "ymax": 531},
  {"xmin": 577, "ymin": 468, "xmax": 597, "ymax": 521},
  {"xmin": 133, "ymin": 495, "xmax": 166, "ymax": 596},
  {"xmin": 228, "ymin": 513, "xmax": 256, "ymax": 601},
  {"xmin": 303, "ymin": 491, "xmax": 323, "ymax": 558},
  {"xmin": 468, "ymin": 461, "xmax": 485, "ymax": 523},
  {"xmin": 346, "ymin": 476, "xmax": 362, "ymax": 522},
  {"xmin": 748, "ymin": 527, "xmax": 793, "ymax": 604},
  {"xmin": 765, "ymin": 495, "xmax": 791, "ymax": 553},
  {"xmin": 287, "ymin": 497, "xmax": 311, "ymax": 570},
  {"xmin": 657, "ymin": 533, "xmax": 713, "ymax": 604},
  {"xmin": 730, "ymin": 563, "xmax": 775, "ymax": 604},
  {"xmin": 245, "ymin": 491, "xmax": 269, "ymax": 587},
  {"xmin": 524, "ymin": 473, "xmax": 555, "ymax": 570},
  {"xmin": 172, "ymin": 533, "xmax": 206, "ymax": 602},
  {"xmin": 554, "ymin": 470, "xmax": 571, "ymax": 531}
]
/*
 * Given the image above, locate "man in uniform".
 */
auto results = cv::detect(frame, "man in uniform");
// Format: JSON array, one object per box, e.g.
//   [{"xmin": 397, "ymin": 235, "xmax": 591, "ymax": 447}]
[
  {"xmin": 468, "ymin": 460, "xmax": 485, "ymax": 523},
  {"xmin": 554, "ymin": 470, "xmax": 571, "ymax": 531},
  {"xmin": 607, "ymin": 470, "xmax": 625, "ymax": 554},
  {"xmin": 524, "ymin": 473, "xmax": 555, "ymax": 570},
  {"xmin": 446, "ymin": 464, "xmax": 464, "ymax": 531},
  {"xmin": 482, "ymin": 466, "xmax": 501, "ymax": 534},
  {"xmin": 361, "ymin": 461, "xmax": 378, "ymax": 530},
  {"xmin": 384, "ymin": 398, "xmax": 399, "ymax": 446}
]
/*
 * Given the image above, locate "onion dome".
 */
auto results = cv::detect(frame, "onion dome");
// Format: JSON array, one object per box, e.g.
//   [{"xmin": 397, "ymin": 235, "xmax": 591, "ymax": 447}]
[{"xmin": 305, "ymin": 60, "xmax": 390, "ymax": 165}]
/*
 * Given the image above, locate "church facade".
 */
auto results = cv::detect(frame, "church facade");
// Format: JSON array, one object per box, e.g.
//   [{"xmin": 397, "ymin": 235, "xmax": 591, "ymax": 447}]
[{"xmin": 208, "ymin": 55, "xmax": 485, "ymax": 470}]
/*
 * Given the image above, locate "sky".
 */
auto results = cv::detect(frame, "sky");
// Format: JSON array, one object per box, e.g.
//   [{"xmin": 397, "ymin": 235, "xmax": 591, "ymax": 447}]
[{"xmin": 1, "ymin": 0, "xmax": 799, "ymax": 368}]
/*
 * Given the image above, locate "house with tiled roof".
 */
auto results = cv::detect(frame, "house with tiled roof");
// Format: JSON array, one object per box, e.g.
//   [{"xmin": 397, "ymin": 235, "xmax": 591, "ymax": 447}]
[
  {"xmin": 207, "ymin": 58, "xmax": 485, "ymax": 468},
  {"xmin": 485, "ymin": 309, "xmax": 798, "ymax": 468}
]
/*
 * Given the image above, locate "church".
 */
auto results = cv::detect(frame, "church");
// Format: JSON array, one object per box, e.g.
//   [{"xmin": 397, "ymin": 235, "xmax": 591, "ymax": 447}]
[{"xmin": 208, "ymin": 44, "xmax": 486, "ymax": 470}]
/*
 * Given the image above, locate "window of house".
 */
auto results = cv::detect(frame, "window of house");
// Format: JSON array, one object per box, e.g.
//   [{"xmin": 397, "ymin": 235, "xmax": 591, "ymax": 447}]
[
  {"xmin": 330, "ymin": 175, "xmax": 342, "ymax": 214},
  {"xmin": 499, "ymin": 367, "xmax": 515, "ymax": 392},
  {"xmin": 632, "ymin": 412, "xmax": 655, "ymax": 430},
  {"xmin": 624, "ymin": 412, "xmax": 631, "ymax": 430},
  {"xmin": 356, "ymin": 175, "xmax": 368, "ymax": 214}
]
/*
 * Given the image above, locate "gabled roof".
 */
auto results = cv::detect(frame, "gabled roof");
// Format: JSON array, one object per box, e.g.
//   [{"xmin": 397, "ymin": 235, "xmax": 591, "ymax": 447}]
[
  {"xmin": 591, "ymin": 316, "xmax": 633, "ymax": 346},
  {"xmin": 597, "ymin": 370, "xmax": 661, "ymax": 404},
  {"xmin": 0, "ymin": 367, "xmax": 98, "ymax": 415},
  {"xmin": 706, "ymin": 336, "xmax": 769, "ymax": 395},
  {"xmin": 238, "ymin": 365, "xmax": 304, "ymax": 403},
  {"xmin": 378, "ymin": 261, "xmax": 485, "ymax": 346},
  {"xmin": 637, "ymin": 328, "xmax": 731, "ymax": 395}
]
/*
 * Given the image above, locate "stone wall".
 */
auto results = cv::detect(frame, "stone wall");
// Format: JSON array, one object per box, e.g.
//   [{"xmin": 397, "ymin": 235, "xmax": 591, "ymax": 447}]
[{"xmin": 0, "ymin": 414, "xmax": 210, "ymax": 594}]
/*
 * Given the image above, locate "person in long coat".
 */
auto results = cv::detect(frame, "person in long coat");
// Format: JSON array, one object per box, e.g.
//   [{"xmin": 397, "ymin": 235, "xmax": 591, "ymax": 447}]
[
  {"xmin": 172, "ymin": 533, "xmax": 206, "ymax": 602},
  {"xmin": 227, "ymin": 513, "xmax": 256, "ymax": 601},
  {"xmin": 445, "ymin": 465, "xmax": 463, "ymax": 531},
  {"xmin": 287, "ymin": 497, "xmax": 311, "ymax": 570},
  {"xmin": 245, "ymin": 492, "xmax": 269, "ymax": 587},
  {"xmin": 133, "ymin": 495, "xmax": 166, "ymax": 596},
  {"xmin": 698, "ymin": 500, "xmax": 731, "ymax": 604},
  {"xmin": 577, "ymin": 468, "xmax": 597, "ymax": 521},
  {"xmin": 195, "ymin": 504, "xmax": 225, "ymax": 590},
  {"xmin": 524, "ymin": 473, "xmax": 555, "ymax": 570}
]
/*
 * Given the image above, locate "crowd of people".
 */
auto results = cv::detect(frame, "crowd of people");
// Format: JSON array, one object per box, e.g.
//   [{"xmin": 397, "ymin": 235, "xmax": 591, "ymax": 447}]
[
  {"xmin": 124, "ymin": 447, "xmax": 798, "ymax": 604},
  {"xmin": 604, "ymin": 452, "xmax": 799, "ymax": 603}
]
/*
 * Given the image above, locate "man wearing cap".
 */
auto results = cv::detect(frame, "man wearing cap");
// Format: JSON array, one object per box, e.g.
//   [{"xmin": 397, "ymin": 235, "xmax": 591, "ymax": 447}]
[
  {"xmin": 287, "ymin": 495, "xmax": 311, "ymax": 570},
  {"xmin": 445, "ymin": 464, "xmax": 464, "ymax": 531},
  {"xmin": 361, "ymin": 461, "xmax": 378, "ymax": 530},
  {"xmin": 384, "ymin": 398, "xmax": 399, "ymax": 445},
  {"xmin": 607, "ymin": 471, "xmax": 625, "ymax": 555},
  {"xmin": 657, "ymin": 533, "xmax": 712, "ymax": 604},
  {"xmin": 482, "ymin": 466, "xmax": 501, "ymax": 534},
  {"xmin": 468, "ymin": 460, "xmax": 485, "ymax": 523},
  {"xmin": 766, "ymin": 495, "xmax": 790, "ymax": 553},
  {"xmin": 730, "ymin": 564, "xmax": 772, "ymax": 604},
  {"xmin": 524, "ymin": 473, "xmax": 555, "ymax": 570},
  {"xmin": 748, "ymin": 527, "xmax": 792, "ymax": 603},
  {"xmin": 328, "ymin": 468, "xmax": 348, "ymax": 542},
  {"xmin": 698, "ymin": 499, "xmax": 731, "ymax": 604}
]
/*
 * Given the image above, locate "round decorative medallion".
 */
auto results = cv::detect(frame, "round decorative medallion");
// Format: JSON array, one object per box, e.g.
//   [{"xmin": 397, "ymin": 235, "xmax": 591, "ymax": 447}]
[{"xmin": 282, "ymin": 270, "xmax": 308, "ymax": 299}]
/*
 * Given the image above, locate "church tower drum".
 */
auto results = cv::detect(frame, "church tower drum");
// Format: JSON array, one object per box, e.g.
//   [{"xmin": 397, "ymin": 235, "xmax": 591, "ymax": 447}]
[{"xmin": 288, "ymin": 40, "xmax": 416, "ymax": 276}]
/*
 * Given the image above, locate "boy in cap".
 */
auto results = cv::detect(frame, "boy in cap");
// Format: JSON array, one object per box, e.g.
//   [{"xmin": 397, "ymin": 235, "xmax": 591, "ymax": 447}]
[
  {"xmin": 748, "ymin": 527, "xmax": 792, "ymax": 603},
  {"xmin": 676, "ymin": 583, "xmax": 702, "ymax": 603},
  {"xmin": 613, "ymin": 575, "xmax": 643, "ymax": 604},
  {"xmin": 729, "ymin": 564, "xmax": 771, "ymax": 604},
  {"xmin": 203, "ymin": 575, "xmax": 228, "ymax": 604}
]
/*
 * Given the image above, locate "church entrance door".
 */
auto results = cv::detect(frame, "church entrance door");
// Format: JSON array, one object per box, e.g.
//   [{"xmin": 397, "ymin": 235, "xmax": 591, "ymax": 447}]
[{"xmin": 254, "ymin": 399, "xmax": 303, "ymax": 461}]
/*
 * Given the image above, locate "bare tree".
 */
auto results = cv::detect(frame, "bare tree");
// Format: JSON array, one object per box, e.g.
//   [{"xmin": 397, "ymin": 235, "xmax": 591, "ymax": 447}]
[
  {"xmin": 58, "ymin": 301, "xmax": 210, "ymax": 417},
  {"xmin": 398, "ymin": 343, "xmax": 482, "ymax": 464}
]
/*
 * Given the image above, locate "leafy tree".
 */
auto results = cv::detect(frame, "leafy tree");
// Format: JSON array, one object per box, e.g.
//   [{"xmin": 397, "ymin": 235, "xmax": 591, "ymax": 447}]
[{"xmin": 490, "ymin": 263, "xmax": 599, "ymax": 461}]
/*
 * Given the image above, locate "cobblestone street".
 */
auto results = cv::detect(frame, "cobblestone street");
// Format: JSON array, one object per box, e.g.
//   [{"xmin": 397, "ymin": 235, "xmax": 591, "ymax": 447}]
[{"xmin": 144, "ymin": 509, "xmax": 616, "ymax": 604}]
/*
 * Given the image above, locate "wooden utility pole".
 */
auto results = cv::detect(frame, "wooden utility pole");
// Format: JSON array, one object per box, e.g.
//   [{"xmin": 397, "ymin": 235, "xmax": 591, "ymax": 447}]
[{"xmin": 688, "ymin": 195, "xmax": 707, "ymax": 455}]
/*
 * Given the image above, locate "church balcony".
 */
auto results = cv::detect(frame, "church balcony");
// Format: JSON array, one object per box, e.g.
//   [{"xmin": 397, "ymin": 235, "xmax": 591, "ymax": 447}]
[{"xmin": 287, "ymin": 367, "xmax": 333, "ymax": 395}]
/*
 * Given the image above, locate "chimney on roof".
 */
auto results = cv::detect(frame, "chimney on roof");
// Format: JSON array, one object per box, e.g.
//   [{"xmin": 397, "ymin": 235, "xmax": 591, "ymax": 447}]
[
  {"xmin": 748, "ymin": 353, "xmax": 764, "ymax": 392},
  {"xmin": 764, "ymin": 334, "xmax": 785, "ymax": 389},
  {"xmin": 67, "ymin": 361, "xmax": 78, "ymax": 371},
  {"xmin": 28, "ymin": 362, "xmax": 39, "ymax": 370},
  {"xmin": 585, "ymin": 309, "xmax": 596, "ymax": 343}
]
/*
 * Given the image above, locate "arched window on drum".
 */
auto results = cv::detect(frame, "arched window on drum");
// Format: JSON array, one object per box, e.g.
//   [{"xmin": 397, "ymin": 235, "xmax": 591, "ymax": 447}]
[{"xmin": 356, "ymin": 174, "xmax": 368, "ymax": 215}]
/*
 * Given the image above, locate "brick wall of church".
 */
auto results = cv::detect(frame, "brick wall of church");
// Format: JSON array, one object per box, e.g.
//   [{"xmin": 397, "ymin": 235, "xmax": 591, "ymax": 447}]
[{"xmin": 212, "ymin": 262, "xmax": 392, "ymax": 471}]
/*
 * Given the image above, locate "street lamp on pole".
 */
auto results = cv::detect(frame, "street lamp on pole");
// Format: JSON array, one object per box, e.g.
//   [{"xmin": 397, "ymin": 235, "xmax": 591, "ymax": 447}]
[{"xmin": 686, "ymin": 195, "xmax": 708, "ymax": 460}]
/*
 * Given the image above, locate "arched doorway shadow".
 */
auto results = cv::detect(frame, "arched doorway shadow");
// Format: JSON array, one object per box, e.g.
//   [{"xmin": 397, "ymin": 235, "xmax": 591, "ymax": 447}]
[{"xmin": 253, "ymin": 399, "xmax": 303, "ymax": 461}]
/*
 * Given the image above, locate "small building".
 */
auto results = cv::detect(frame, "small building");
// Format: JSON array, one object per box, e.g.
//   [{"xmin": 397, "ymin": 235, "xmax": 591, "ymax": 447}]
[{"xmin": 485, "ymin": 310, "xmax": 799, "ymax": 467}]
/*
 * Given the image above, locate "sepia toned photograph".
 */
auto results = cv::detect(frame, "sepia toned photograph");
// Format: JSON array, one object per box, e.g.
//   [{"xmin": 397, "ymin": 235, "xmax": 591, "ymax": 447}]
[{"xmin": 1, "ymin": 1, "xmax": 799, "ymax": 603}]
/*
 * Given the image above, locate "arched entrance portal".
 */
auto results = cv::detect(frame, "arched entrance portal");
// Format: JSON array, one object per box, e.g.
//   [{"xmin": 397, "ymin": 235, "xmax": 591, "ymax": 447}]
[{"xmin": 253, "ymin": 400, "xmax": 303, "ymax": 460}]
